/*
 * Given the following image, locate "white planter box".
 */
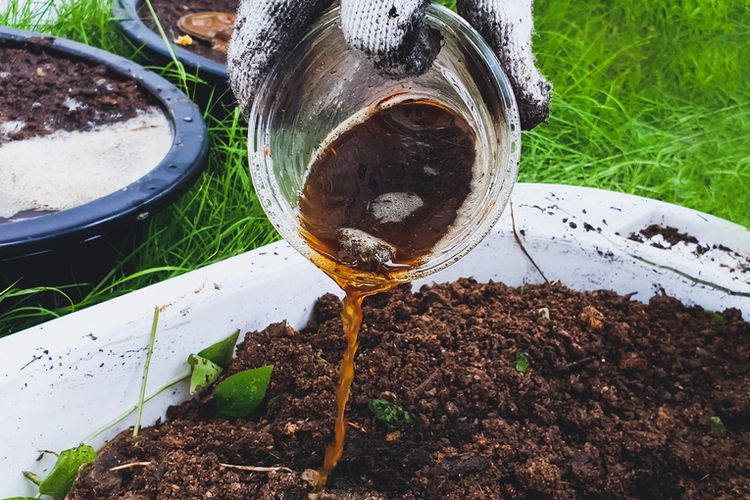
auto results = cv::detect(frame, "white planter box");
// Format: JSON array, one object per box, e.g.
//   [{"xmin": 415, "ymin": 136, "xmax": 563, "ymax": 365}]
[{"xmin": 1, "ymin": 183, "xmax": 748, "ymax": 496}]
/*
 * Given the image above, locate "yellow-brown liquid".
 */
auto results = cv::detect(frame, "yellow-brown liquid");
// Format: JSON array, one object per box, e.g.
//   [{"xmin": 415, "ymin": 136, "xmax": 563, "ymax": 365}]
[
  {"xmin": 298, "ymin": 99, "xmax": 476, "ymax": 489},
  {"xmin": 314, "ymin": 279, "xmax": 391, "ymax": 489}
]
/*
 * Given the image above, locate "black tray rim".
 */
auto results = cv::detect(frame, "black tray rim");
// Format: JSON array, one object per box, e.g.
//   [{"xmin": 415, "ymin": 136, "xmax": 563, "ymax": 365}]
[{"xmin": 0, "ymin": 27, "xmax": 209, "ymax": 261}]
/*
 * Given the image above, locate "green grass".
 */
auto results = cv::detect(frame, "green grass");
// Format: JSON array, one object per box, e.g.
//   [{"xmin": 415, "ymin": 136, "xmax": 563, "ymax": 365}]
[
  {"xmin": 0, "ymin": 0, "xmax": 748, "ymax": 335},
  {"xmin": 526, "ymin": 0, "xmax": 749, "ymax": 225}
]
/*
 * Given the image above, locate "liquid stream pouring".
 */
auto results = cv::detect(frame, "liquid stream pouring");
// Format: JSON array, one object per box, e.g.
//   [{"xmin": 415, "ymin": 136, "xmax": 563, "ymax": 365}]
[{"xmin": 245, "ymin": 5, "xmax": 522, "ymax": 491}]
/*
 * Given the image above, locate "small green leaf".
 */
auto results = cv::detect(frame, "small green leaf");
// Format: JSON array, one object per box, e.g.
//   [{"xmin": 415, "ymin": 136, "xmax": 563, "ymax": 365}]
[
  {"xmin": 22, "ymin": 470, "xmax": 42, "ymax": 486},
  {"xmin": 538, "ymin": 307, "xmax": 550, "ymax": 320},
  {"xmin": 710, "ymin": 416, "xmax": 727, "ymax": 437},
  {"xmin": 708, "ymin": 311, "xmax": 725, "ymax": 326},
  {"xmin": 215, "ymin": 365, "xmax": 273, "ymax": 418},
  {"xmin": 188, "ymin": 354, "xmax": 224, "ymax": 396},
  {"xmin": 368, "ymin": 399, "xmax": 414, "ymax": 429},
  {"xmin": 38, "ymin": 444, "xmax": 96, "ymax": 499},
  {"xmin": 515, "ymin": 352, "xmax": 530, "ymax": 374},
  {"xmin": 198, "ymin": 330, "xmax": 240, "ymax": 369}
]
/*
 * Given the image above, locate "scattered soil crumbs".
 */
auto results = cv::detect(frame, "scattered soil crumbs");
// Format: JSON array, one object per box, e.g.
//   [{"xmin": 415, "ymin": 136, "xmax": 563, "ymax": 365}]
[
  {"xmin": 0, "ymin": 40, "xmax": 157, "ymax": 143},
  {"xmin": 138, "ymin": 0, "xmax": 237, "ymax": 62},
  {"xmin": 629, "ymin": 224, "xmax": 699, "ymax": 249},
  {"xmin": 628, "ymin": 225, "xmax": 750, "ymax": 273},
  {"xmin": 71, "ymin": 279, "xmax": 750, "ymax": 499}
]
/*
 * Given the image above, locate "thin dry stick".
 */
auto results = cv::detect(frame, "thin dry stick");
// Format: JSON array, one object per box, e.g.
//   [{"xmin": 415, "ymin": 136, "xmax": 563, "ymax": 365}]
[
  {"xmin": 509, "ymin": 201, "xmax": 549, "ymax": 284},
  {"xmin": 410, "ymin": 369, "xmax": 441, "ymax": 398},
  {"xmin": 555, "ymin": 356, "xmax": 596, "ymax": 372},
  {"xmin": 109, "ymin": 461, "xmax": 152, "ymax": 472},
  {"xmin": 347, "ymin": 421, "xmax": 367, "ymax": 432},
  {"xmin": 134, "ymin": 307, "xmax": 160, "ymax": 437},
  {"xmin": 220, "ymin": 464, "xmax": 294, "ymax": 473}
]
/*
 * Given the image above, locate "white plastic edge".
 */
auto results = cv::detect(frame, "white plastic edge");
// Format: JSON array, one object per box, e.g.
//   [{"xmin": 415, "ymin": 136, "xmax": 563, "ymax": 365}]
[{"xmin": 0, "ymin": 183, "xmax": 748, "ymax": 495}]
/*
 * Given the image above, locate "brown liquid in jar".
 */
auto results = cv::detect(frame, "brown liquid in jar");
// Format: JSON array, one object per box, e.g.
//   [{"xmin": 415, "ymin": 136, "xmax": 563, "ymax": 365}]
[{"xmin": 297, "ymin": 98, "xmax": 476, "ymax": 490}]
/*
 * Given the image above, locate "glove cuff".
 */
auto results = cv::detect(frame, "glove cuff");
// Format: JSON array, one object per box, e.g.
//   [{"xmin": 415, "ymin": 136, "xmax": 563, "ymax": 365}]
[
  {"xmin": 341, "ymin": 0, "xmax": 439, "ymax": 78},
  {"xmin": 459, "ymin": 0, "xmax": 551, "ymax": 130}
]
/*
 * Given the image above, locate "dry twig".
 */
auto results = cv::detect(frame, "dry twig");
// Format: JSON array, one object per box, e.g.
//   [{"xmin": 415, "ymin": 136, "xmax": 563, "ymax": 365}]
[
  {"xmin": 109, "ymin": 461, "xmax": 152, "ymax": 472},
  {"xmin": 220, "ymin": 464, "xmax": 294, "ymax": 473},
  {"xmin": 510, "ymin": 202, "xmax": 549, "ymax": 283}
]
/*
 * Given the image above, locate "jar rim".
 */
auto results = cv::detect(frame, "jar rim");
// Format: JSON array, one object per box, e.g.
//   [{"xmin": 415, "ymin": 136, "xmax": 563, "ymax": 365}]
[{"xmin": 248, "ymin": 4, "xmax": 521, "ymax": 284}]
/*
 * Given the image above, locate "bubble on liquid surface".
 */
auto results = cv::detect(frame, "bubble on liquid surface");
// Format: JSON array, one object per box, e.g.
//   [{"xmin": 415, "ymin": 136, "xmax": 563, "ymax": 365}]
[
  {"xmin": 371, "ymin": 192, "xmax": 424, "ymax": 224},
  {"xmin": 337, "ymin": 228, "xmax": 396, "ymax": 266}
]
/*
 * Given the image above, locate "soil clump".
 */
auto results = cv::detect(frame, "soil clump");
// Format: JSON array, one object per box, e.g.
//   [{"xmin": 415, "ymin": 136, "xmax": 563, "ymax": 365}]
[{"xmin": 629, "ymin": 224, "xmax": 700, "ymax": 248}]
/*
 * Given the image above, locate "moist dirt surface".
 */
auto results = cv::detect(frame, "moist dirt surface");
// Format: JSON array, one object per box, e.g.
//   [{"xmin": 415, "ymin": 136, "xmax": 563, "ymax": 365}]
[
  {"xmin": 0, "ymin": 40, "xmax": 157, "ymax": 143},
  {"xmin": 138, "ymin": 0, "xmax": 236, "ymax": 63},
  {"xmin": 71, "ymin": 280, "xmax": 750, "ymax": 499},
  {"xmin": 628, "ymin": 225, "xmax": 750, "ymax": 273},
  {"xmin": 629, "ymin": 224, "xmax": 700, "ymax": 249}
]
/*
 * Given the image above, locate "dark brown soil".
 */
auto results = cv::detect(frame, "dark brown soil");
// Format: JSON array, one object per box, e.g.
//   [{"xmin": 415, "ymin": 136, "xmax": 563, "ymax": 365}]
[
  {"xmin": 138, "ymin": 0, "xmax": 237, "ymax": 63},
  {"xmin": 0, "ymin": 40, "xmax": 157, "ymax": 143},
  {"xmin": 71, "ymin": 280, "xmax": 750, "ymax": 499},
  {"xmin": 629, "ymin": 224, "xmax": 700, "ymax": 249},
  {"xmin": 628, "ymin": 225, "xmax": 750, "ymax": 273}
]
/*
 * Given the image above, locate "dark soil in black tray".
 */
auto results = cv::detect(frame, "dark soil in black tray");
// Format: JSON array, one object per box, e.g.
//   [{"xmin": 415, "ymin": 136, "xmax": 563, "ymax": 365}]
[
  {"xmin": 71, "ymin": 279, "xmax": 750, "ymax": 499},
  {"xmin": 138, "ymin": 0, "xmax": 237, "ymax": 63},
  {"xmin": 0, "ymin": 40, "xmax": 158, "ymax": 143}
]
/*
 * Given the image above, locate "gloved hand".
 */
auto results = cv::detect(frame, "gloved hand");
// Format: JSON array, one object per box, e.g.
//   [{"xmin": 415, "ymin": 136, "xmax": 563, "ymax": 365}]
[{"xmin": 228, "ymin": 0, "xmax": 551, "ymax": 130}]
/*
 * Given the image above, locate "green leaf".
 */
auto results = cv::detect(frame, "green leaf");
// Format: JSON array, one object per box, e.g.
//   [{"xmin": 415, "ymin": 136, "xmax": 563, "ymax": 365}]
[
  {"xmin": 708, "ymin": 311, "xmax": 726, "ymax": 326},
  {"xmin": 188, "ymin": 354, "xmax": 224, "ymax": 397},
  {"xmin": 368, "ymin": 399, "xmax": 414, "ymax": 430},
  {"xmin": 710, "ymin": 416, "xmax": 727, "ymax": 437},
  {"xmin": 538, "ymin": 307, "xmax": 550, "ymax": 320},
  {"xmin": 38, "ymin": 444, "xmax": 96, "ymax": 499},
  {"xmin": 21, "ymin": 470, "xmax": 42, "ymax": 485},
  {"xmin": 515, "ymin": 352, "xmax": 530, "ymax": 374},
  {"xmin": 215, "ymin": 365, "xmax": 273, "ymax": 418},
  {"xmin": 198, "ymin": 330, "xmax": 240, "ymax": 369}
]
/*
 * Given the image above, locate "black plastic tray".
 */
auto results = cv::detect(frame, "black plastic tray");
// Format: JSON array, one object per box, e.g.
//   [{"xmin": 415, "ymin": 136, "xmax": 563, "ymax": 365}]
[{"xmin": 0, "ymin": 27, "xmax": 209, "ymax": 264}]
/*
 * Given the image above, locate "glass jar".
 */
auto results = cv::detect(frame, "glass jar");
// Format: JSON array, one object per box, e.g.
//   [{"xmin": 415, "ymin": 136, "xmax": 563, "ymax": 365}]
[{"xmin": 248, "ymin": 3, "xmax": 521, "ymax": 284}]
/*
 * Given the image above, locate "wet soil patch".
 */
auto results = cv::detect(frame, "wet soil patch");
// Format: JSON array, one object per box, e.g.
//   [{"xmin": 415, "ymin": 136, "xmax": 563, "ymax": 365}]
[
  {"xmin": 629, "ymin": 224, "xmax": 700, "ymax": 249},
  {"xmin": 628, "ymin": 224, "xmax": 750, "ymax": 273},
  {"xmin": 71, "ymin": 280, "xmax": 750, "ymax": 499},
  {"xmin": 0, "ymin": 40, "xmax": 157, "ymax": 143},
  {"xmin": 138, "ymin": 0, "xmax": 237, "ymax": 63}
]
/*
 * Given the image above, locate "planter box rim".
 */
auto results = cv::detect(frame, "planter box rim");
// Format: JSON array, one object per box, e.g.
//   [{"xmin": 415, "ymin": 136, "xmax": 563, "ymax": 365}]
[{"xmin": 1, "ymin": 183, "xmax": 748, "ymax": 496}]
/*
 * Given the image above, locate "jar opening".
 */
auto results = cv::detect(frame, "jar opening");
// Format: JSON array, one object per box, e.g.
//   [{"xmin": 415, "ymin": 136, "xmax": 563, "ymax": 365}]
[{"xmin": 248, "ymin": 4, "xmax": 521, "ymax": 284}]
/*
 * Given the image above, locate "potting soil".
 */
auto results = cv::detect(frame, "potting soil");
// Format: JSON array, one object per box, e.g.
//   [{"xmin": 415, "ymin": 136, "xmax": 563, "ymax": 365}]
[
  {"xmin": 0, "ymin": 45, "xmax": 158, "ymax": 142},
  {"xmin": 629, "ymin": 224, "xmax": 700, "ymax": 248},
  {"xmin": 71, "ymin": 279, "xmax": 750, "ymax": 499}
]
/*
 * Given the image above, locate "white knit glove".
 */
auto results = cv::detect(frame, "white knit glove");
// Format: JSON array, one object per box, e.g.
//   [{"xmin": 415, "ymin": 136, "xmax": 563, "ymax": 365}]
[{"xmin": 228, "ymin": 0, "xmax": 551, "ymax": 130}]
